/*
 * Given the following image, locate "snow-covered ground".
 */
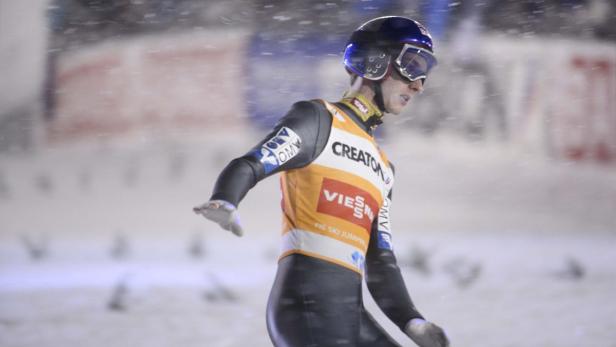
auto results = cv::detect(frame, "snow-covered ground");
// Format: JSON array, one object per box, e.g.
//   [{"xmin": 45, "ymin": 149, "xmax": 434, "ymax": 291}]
[{"xmin": 1, "ymin": 133, "xmax": 615, "ymax": 347}]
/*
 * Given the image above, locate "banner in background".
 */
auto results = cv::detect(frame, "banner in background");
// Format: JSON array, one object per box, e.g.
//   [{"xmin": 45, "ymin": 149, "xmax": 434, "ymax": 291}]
[
  {"xmin": 48, "ymin": 31, "xmax": 248, "ymax": 143},
  {"xmin": 481, "ymin": 37, "xmax": 616, "ymax": 164}
]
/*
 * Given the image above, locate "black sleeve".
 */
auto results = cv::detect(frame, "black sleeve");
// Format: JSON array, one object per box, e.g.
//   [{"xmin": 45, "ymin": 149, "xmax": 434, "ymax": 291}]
[
  {"xmin": 209, "ymin": 100, "xmax": 331, "ymax": 207},
  {"xmin": 365, "ymin": 177, "xmax": 424, "ymax": 331}
]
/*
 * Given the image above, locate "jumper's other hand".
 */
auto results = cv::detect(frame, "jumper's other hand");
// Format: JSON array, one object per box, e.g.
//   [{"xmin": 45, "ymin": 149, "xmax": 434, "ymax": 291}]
[
  {"xmin": 404, "ymin": 318, "xmax": 450, "ymax": 347},
  {"xmin": 193, "ymin": 200, "xmax": 244, "ymax": 237}
]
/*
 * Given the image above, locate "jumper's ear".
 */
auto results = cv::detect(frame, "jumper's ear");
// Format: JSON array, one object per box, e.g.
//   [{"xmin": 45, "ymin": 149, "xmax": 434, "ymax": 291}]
[
  {"xmin": 344, "ymin": 41, "xmax": 391, "ymax": 81},
  {"xmin": 362, "ymin": 47, "xmax": 391, "ymax": 80}
]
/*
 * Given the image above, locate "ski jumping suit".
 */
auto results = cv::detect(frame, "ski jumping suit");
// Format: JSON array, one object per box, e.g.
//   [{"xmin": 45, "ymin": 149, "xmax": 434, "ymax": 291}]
[{"xmin": 210, "ymin": 97, "xmax": 424, "ymax": 346}]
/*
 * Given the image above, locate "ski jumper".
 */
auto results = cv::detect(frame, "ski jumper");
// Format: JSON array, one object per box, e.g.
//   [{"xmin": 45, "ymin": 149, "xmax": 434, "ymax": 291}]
[{"xmin": 210, "ymin": 97, "xmax": 424, "ymax": 346}]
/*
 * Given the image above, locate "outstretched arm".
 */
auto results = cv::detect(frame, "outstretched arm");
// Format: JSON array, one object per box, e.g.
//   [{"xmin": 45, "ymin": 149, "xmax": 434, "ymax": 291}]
[{"xmin": 194, "ymin": 100, "xmax": 331, "ymax": 235}]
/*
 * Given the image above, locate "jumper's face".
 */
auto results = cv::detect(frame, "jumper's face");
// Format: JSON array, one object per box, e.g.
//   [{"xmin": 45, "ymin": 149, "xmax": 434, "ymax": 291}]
[{"xmin": 380, "ymin": 69, "xmax": 424, "ymax": 115}]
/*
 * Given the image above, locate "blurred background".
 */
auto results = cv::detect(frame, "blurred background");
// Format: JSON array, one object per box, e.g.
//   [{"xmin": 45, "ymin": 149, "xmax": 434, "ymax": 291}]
[{"xmin": 1, "ymin": 1, "xmax": 615, "ymax": 346}]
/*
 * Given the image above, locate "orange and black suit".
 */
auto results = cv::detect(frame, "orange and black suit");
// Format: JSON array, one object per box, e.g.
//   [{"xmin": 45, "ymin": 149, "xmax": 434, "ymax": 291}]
[{"xmin": 210, "ymin": 97, "xmax": 423, "ymax": 346}]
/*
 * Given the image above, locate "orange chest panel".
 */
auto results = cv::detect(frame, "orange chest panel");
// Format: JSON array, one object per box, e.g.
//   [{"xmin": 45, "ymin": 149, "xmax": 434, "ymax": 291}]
[{"xmin": 279, "ymin": 101, "xmax": 394, "ymax": 272}]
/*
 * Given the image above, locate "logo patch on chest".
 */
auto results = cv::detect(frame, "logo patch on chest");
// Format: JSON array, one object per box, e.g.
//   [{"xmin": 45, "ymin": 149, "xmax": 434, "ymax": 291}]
[
  {"xmin": 353, "ymin": 98, "xmax": 369, "ymax": 115},
  {"xmin": 316, "ymin": 178, "xmax": 379, "ymax": 232},
  {"xmin": 331, "ymin": 141, "xmax": 391, "ymax": 185}
]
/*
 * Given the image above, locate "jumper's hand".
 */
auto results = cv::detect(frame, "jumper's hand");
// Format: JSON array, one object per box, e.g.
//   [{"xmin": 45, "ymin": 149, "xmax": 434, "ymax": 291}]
[
  {"xmin": 404, "ymin": 318, "xmax": 450, "ymax": 347},
  {"xmin": 193, "ymin": 200, "xmax": 244, "ymax": 237}
]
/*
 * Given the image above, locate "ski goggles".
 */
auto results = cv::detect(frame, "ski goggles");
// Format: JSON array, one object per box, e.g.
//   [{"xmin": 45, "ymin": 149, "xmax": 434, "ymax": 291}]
[{"xmin": 394, "ymin": 43, "xmax": 437, "ymax": 82}]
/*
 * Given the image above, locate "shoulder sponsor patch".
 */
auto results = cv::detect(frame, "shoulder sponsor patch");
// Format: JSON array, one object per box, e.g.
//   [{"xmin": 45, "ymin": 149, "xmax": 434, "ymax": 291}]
[{"xmin": 251, "ymin": 127, "xmax": 301, "ymax": 174}]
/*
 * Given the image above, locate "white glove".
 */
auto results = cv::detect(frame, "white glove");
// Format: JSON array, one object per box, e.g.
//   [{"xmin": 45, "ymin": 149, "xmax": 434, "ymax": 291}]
[
  {"xmin": 404, "ymin": 318, "xmax": 450, "ymax": 347},
  {"xmin": 193, "ymin": 200, "xmax": 244, "ymax": 237}
]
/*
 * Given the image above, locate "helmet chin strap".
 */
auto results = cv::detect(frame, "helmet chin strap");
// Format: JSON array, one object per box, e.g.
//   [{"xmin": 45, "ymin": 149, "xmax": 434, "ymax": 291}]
[
  {"xmin": 373, "ymin": 81, "xmax": 387, "ymax": 113},
  {"xmin": 344, "ymin": 75, "xmax": 364, "ymax": 98}
]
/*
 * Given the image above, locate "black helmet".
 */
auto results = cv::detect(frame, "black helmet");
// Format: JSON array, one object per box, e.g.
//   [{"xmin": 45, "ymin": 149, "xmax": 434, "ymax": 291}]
[{"xmin": 343, "ymin": 16, "xmax": 437, "ymax": 82}]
